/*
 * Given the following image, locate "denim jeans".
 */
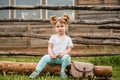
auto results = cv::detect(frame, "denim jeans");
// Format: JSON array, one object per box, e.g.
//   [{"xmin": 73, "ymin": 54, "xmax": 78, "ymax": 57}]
[{"xmin": 35, "ymin": 54, "xmax": 71, "ymax": 72}]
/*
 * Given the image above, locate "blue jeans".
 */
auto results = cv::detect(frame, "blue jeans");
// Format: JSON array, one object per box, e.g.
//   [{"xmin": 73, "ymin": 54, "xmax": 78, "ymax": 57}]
[{"xmin": 35, "ymin": 54, "xmax": 71, "ymax": 72}]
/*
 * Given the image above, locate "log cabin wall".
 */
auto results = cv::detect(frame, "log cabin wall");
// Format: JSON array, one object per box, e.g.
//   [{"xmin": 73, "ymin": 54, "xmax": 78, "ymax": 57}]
[{"xmin": 0, "ymin": 0, "xmax": 119, "ymax": 53}]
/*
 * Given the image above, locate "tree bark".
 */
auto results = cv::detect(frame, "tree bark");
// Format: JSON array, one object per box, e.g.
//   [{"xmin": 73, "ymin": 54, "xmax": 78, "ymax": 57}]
[
  {"xmin": 94, "ymin": 66, "xmax": 112, "ymax": 77},
  {"xmin": 0, "ymin": 61, "xmax": 61, "ymax": 76},
  {"xmin": 0, "ymin": 61, "xmax": 112, "ymax": 78},
  {"xmin": 0, "ymin": 5, "xmax": 119, "ymax": 11}
]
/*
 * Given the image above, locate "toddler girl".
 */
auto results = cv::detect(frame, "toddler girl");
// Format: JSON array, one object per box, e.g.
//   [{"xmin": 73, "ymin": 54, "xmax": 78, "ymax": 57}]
[{"xmin": 29, "ymin": 14, "xmax": 73, "ymax": 79}]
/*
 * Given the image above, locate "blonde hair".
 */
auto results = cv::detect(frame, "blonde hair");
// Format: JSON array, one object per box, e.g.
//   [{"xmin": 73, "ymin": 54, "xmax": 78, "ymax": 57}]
[
  {"xmin": 49, "ymin": 14, "xmax": 71, "ymax": 25},
  {"xmin": 49, "ymin": 14, "xmax": 71, "ymax": 35}
]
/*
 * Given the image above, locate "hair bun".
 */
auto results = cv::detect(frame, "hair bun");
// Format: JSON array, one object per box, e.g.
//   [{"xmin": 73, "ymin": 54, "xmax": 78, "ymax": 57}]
[
  {"xmin": 49, "ymin": 16, "xmax": 57, "ymax": 25},
  {"xmin": 49, "ymin": 14, "xmax": 71, "ymax": 25},
  {"xmin": 63, "ymin": 14, "xmax": 71, "ymax": 24}
]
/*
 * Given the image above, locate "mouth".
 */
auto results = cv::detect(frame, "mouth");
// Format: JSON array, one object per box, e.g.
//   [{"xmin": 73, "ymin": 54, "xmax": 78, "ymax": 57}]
[{"xmin": 58, "ymin": 30, "xmax": 63, "ymax": 33}]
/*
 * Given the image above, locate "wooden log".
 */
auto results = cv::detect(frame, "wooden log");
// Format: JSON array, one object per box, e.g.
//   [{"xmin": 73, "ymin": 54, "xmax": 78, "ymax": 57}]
[
  {"xmin": 0, "ymin": 32, "xmax": 120, "ymax": 45},
  {"xmin": 0, "ymin": 18, "xmax": 120, "ymax": 25},
  {"xmin": 0, "ymin": 5, "xmax": 120, "ymax": 11},
  {"xmin": 0, "ymin": 61, "xmax": 112, "ymax": 78},
  {"xmin": 81, "ymin": 35, "xmax": 120, "ymax": 40},
  {"xmin": 73, "ymin": 39, "xmax": 120, "ymax": 46},
  {"xmin": 0, "ymin": 51, "xmax": 120, "ymax": 57},
  {"xmin": 98, "ymin": 26, "xmax": 120, "ymax": 29},
  {"xmin": 0, "ymin": 61, "xmax": 61, "ymax": 75},
  {"xmin": 0, "ymin": 32, "xmax": 50, "ymax": 39},
  {"xmin": 94, "ymin": 66, "xmax": 112, "ymax": 77}
]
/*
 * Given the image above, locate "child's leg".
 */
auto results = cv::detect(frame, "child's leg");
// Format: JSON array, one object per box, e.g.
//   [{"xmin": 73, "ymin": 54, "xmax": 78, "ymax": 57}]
[
  {"xmin": 35, "ymin": 54, "xmax": 52, "ymax": 72},
  {"xmin": 29, "ymin": 54, "xmax": 52, "ymax": 78},
  {"xmin": 61, "ymin": 54, "xmax": 71, "ymax": 72}
]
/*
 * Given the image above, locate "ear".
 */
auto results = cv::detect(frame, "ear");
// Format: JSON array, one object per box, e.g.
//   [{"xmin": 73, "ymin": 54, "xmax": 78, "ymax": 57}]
[
  {"xmin": 63, "ymin": 14, "xmax": 71, "ymax": 24},
  {"xmin": 49, "ymin": 16, "xmax": 57, "ymax": 25}
]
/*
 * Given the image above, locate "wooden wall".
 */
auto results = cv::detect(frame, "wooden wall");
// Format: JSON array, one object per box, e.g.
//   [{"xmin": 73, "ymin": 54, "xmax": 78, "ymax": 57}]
[
  {"xmin": 0, "ymin": 22, "xmax": 119, "ymax": 49},
  {"xmin": 0, "ymin": 0, "xmax": 119, "ymax": 52}
]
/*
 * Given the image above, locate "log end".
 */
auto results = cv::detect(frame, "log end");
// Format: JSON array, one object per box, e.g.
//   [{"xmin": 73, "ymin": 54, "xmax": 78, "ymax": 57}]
[{"xmin": 94, "ymin": 66, "xmax": 112, "ymax": 77}]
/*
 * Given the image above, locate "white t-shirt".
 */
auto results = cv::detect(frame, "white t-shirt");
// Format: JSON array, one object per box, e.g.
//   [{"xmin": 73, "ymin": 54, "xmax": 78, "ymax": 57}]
[{"xmin": 48, "ymin": 34, "xmax": 74, "ymax": 56}]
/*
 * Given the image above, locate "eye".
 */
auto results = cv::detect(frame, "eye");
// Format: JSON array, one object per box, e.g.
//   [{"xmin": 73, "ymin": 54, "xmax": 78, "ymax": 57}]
[
  {"xmin": 61, "ymin": 26, "xmax": 63, "ymax": 27},
  {"xmin": 56, "ymin": 26, "xmax": 59, "ymax": 28}
]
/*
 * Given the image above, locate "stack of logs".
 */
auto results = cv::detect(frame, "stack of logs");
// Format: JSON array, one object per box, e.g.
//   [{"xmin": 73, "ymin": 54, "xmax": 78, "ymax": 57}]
[{"xmin": 0, "ymin": 61, "xmax": 112, "ymax": 80}]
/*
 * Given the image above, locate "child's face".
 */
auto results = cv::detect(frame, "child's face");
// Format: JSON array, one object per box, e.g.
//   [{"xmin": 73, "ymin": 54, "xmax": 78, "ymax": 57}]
[{"xmin": 55, "ymin": 22, "xmax": 67, "ymax": 35}]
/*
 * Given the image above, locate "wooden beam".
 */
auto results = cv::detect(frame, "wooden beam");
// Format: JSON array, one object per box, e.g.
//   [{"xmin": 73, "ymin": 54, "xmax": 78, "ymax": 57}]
[
  {"xmin": 98, "ymin": 25, "xmax": 120, "ymax": 29},
  {"xmin": 81, "ymin": 35, "xmax": 120, "ymax": 40},
  {"xmin": 0, "ymin": 32, "xmax": 50, "ymax": 39},
  {"xmin": 0, "ymin": 18, "xmax": 120, "ymax": 25},
  {"xmin": 0, "ymin": 5, "xmax": 120, "ymax": 11},
  {"xmin": 73, "ymin": 39, "xmax": 120, "ymax": 46},
  {"xmin": 0, "ymin": 51, "xmax": 120, "ymax": 57},
  {"xmin": 0, "ymin": 32, "xmax": 120, "ymax": 45}
]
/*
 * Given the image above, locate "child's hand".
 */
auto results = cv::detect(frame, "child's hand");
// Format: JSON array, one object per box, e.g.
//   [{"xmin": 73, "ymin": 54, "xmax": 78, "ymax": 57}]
[
  {"xmin": 56, "ymin": 53, "xmax": 64, "ymax": 58},
  {"xmin": 50, "ymin": 55, "xmax": 57, "ymax": 59}
]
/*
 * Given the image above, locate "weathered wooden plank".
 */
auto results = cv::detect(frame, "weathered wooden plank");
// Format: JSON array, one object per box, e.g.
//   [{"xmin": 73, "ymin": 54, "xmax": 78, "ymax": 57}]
[
  {"xmin": 31, "ymin": 28, "xmax": 54, "ymax": 33},
  {"xmin": 78, "ymin": 11, "xmax": 118, "ymax": 15},
  {"xmin": 78, "ymin": 0, "xmax": 104, "ymax": 5},
  {"xmin": 30, "ymin": 25, "xmax": 53, "ymax": 28},
  {"xmin": 70, "ymin": 33, "xmax": 110, "ymax": 37},
  {"xmin": 78, "ymin": 13, "xmax": 118, "ymax": 19},
  {"xmin": 98, "ymin": 25, "xmax": 120, "ymax": 29},
  {"xmin": 0, "ymin": 5, "xmax": 120, "ymax": 11},
  {"xmin": 0, "ymin": 18, "xmax": 120, "ymax": 25},
  {"xmin": 31, "ymin": 39, "xmax": 48, "ymax": 47},
  {"xmin": 0, "ymin": 40, "xmax": 27, "ymax": 43},
  {"xmin": 0, "ymin": 19, "xmax": 49, "ymax": 24},
  {"xmin": 0, "ymin": 32, "xmax": 112, "ymax": 39},
  {"xmin": 73, "ymin": 39, "xmax": 120, "ymax": 45},
  {"xmin": 0, "ymin": 44, "xmax": 27, "ymax": 47},
  {"xmin": 0, "ymin": 51, "xmax": 119, "ymax": 57},
  {"xmin": 104, "ymin": 0, "xmax": 119, "ymax": 4},
  {"xmin": 113, "ymin": 30, "xmax": 120, "ymax": 33},
  {"xmin": 0, "ymin": 25, "xmax": 27, "ymax": 32},
  {"xmin": 0, "ymin": 32, "xmax": 50, "ymax": 39},
  {"xmin": 69, "ymin": 26, "xmax": 110, "ymax": 33},
  {"xmin": 81, "ymin": 35, "xmax": 120, "ymax": 40}
]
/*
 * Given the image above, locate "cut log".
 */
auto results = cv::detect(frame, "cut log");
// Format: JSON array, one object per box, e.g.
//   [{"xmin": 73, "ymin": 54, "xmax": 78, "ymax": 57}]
[
  {"xmin": 94, "ymin": 66, "xmax": 112, "ymax": 77},
  {"xmin": 0, "ymin": 5, "xmax": 119, "ymax": 11},
  {"xmin": 0, "ymin": 18, "xmax": 120, "ymax": 25},
  {"xmin": 0, "ymin": 61, "xmax": 61, "ymax": 75},
  {"xmin": 0, "ymin": 61, "xmax": 112, "ymax": 78}
]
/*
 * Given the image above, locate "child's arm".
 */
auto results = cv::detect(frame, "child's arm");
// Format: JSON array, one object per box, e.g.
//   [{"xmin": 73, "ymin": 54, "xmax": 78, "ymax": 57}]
[
  {"xmin": 48, "ymin": 43, "xmax": 56, "ymax": 59},
  {"xmin": 57, "ymin": 46, "xmax": 72, "ymax": 58}
]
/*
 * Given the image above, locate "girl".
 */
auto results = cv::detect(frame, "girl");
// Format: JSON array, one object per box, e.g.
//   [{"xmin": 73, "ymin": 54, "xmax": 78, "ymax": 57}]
[{"xmin": 29, "ymin": 14, "xmax": 74, "ymax": 79}]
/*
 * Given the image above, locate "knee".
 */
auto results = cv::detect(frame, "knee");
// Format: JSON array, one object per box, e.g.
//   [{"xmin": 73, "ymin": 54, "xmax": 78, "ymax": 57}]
[
  {"xmin": 62, "ymin": 55, "xmax": 71, "ymax": 61},
  {"xmin": 41, "ymin": 55, "xmax": 51, "ymax": 61}
]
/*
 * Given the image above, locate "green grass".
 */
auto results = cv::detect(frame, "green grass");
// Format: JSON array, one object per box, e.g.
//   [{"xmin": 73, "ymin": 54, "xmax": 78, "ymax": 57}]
[{"xmin": 0, "ymin": 56, "xmax": 120, "ymax": 80}]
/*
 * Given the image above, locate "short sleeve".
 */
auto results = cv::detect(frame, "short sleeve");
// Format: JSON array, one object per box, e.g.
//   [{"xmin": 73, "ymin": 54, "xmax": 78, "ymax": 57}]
[
  {"xmin": 67, "ymin": 37, "xmax": 74, "ymax": 48},
  {"xmin": 48, "ymin": 35, "xmax": 54, "ymax": 44}
]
